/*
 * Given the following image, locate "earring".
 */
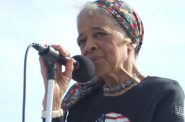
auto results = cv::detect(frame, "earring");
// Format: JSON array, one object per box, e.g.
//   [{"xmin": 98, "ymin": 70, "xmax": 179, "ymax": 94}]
[{"xmin": 132, "ymin": 43, "xmax": 137, "ymax": 48}]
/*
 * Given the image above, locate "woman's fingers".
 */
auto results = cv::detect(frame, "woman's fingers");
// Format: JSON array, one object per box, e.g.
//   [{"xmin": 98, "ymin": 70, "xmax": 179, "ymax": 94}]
[
  {"xmin": 39, "ymin": 56, "xmax": 48, "ymax": 90},
  {"xmin": 51, "ymin": 44, "xmax": 70, "ymax": 57},
  {"xmin": 63, "ymin": 58, "xmax": 74, "ymax": 78}
]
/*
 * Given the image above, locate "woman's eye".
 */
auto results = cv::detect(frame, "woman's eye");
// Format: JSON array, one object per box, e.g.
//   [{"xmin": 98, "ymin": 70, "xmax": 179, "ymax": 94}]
[
  {"xmin": 94, "ymin": 32, "xmax": 107, "ymax": 37},
  {"xmin": 78, "ymin": 38, "xmax": 86, "ymax": 46}
]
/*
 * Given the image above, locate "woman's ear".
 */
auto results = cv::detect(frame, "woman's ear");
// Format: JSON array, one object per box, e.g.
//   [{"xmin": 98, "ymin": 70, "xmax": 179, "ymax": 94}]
[
  {"xmin": 127, "ymin": 41, "xmax": 137, "ymax": 58},
  {"xmin": 128, "ymin": 42, "xmax": 137, "ymax": 50}
]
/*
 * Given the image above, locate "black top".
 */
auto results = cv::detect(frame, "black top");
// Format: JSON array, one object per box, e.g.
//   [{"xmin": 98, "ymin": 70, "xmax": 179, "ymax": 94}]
[{"xmin": 44, "ymin": 76, "xmax": 185, "ymax": 122}]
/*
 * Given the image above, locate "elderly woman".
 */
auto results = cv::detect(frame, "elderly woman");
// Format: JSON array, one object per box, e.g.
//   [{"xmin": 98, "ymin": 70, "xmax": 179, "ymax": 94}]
[{"xmin": 40, "ymin": 0, "xmax": 184, "ymax": 122}]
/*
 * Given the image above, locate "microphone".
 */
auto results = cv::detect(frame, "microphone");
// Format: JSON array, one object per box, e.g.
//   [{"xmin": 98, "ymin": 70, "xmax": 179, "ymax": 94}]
[{"xmin": 32, "ymin": 43, "xmax": 96, "ymax": 83}]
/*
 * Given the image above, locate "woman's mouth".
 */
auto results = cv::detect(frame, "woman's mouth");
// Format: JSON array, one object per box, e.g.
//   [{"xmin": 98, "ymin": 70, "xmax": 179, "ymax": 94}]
[{"xmin": 91, "ymin": 56, "xmax": 104, "ymax": 63}]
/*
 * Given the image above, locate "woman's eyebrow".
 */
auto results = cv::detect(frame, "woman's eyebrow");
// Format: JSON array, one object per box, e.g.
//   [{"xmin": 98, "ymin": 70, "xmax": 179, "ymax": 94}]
[
  {"xmin": 91, "ymin": 27, "xmax": 107, "ymax": 31},
  {"xmin": 77, "ymin": 27, "xmax": 109, "ymax": 42}
]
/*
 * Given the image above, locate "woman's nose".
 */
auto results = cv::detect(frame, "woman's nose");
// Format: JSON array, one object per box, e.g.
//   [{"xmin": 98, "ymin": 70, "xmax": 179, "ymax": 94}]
[{"xmin": 82, "ymin": 38, "xmax": 97, "ymax": 56}]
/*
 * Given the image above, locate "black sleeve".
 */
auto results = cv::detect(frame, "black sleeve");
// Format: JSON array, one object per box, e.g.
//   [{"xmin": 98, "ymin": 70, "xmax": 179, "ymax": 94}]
[{"xmin": 152, "ymin": 81, "xmax": 184, "ymax": 122}]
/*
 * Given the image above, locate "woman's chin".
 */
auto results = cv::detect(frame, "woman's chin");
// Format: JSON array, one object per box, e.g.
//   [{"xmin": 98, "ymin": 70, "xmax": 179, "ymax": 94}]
[{"xmin": 95, "ymin": 67, "xmax": 110, "ymax": 78}]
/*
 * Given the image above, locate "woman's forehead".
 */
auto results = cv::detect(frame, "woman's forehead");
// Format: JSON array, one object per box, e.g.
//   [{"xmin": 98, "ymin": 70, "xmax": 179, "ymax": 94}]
[
  {"xmin": 78, "ymin": 14, "xmax": 109, "ymax": 24},
  {"xmin": 77, "ymin": 13, "xmax": 120, "ymax": 32}
]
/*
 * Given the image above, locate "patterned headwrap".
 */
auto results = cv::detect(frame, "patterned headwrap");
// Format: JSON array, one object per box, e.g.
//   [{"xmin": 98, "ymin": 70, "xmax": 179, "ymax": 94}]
[{"xmin": 94, "ymin": 0, "xmax": 144, "ymax": 53}]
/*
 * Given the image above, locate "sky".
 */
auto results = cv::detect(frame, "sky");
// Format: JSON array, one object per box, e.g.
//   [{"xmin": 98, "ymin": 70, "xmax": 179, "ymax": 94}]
[{"xmin": 0, "ymin": 0, "xmax": 184, "ymax": 122}]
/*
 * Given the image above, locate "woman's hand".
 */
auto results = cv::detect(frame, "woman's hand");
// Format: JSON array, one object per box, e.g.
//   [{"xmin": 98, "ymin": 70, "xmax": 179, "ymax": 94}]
[{"xmin": 39, "ymin": 44, "xmax": 74, "ymax": 110}]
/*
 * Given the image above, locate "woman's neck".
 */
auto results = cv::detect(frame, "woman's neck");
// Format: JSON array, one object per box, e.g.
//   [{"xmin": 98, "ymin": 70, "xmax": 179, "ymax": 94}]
[
  {"xmin": 100, "ymin": 64, "xmax": 145, "ymax": 96},
  {"xmin": 102, "ymin": 70, "xmax": 130, "ymax": 87},
  {"xmin": 102, "ymin": 65, "xmax": 142, "ymax": 86}
]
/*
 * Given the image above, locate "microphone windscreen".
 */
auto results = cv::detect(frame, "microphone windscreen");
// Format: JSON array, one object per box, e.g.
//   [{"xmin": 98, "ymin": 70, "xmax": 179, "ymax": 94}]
[{"xmin": 72, "ymin": 55, "xmax": 96, "ymax": 83}]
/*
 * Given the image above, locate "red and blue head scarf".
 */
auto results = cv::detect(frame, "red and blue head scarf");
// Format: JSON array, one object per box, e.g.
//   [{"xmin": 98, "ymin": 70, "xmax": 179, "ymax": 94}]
[{"xmin": 94, "ymin": 0, "xmax": 144, "ymax": 54}]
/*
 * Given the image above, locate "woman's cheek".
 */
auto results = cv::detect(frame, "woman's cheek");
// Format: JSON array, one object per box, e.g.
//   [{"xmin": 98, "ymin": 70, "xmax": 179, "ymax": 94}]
[{"xmin": 104, "ymin": 46, "xmax": 119, "ymax": 65}]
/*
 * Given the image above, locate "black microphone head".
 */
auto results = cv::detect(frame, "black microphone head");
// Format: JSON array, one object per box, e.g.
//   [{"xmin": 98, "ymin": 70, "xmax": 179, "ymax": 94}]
[{"xmin": 72, "ymin": 55, "xmax": 96, "ymax": 83}]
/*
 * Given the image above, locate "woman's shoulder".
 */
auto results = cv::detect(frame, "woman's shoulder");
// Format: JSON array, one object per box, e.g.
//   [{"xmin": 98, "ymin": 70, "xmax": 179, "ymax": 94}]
[
  {"xmin": 141, "ymin": 76, "xmax": 182, "ymax": 90},
  {"xmin": 137, "ymin": 76, "xmax": 184, "ymax": 96},
  {"xmin": 138, "ymin": 76, "xmax": 185, "ymax": 120}
]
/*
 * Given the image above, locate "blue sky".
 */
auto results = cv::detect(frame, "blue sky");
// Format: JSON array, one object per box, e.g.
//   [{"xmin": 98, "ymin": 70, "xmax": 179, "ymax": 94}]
[{"xmin": 0, "ymin": 0, "xmax": 184, "ymax": 122}]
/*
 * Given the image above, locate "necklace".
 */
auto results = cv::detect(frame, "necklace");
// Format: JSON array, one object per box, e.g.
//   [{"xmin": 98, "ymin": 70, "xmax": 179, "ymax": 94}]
[{"xmin": 103, "ymin": 79, "xmax": 137, "ymax": 93}]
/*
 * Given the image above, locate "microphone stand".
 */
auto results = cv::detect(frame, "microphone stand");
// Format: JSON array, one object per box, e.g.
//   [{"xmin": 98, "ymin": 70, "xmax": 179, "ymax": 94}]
[{"xmin": 46, "ymin": 62, "xmax": 56, "ymax": 122}]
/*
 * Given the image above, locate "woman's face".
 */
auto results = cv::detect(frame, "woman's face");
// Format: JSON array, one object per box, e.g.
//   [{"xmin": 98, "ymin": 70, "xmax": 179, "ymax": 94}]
[{"xmin": 77, "ymin": 13, "xmax": 130, "ymax": 77}]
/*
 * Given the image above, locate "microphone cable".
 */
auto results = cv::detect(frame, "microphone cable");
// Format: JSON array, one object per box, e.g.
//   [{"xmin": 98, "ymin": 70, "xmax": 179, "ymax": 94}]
[{"xmin": 22, "ymin": 43, "xmax": 34, "ymax": 122}]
